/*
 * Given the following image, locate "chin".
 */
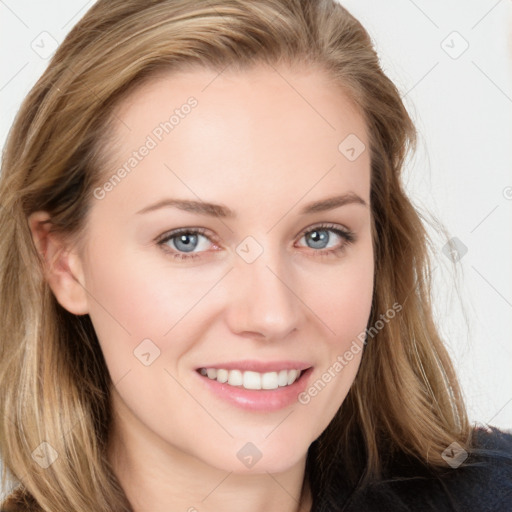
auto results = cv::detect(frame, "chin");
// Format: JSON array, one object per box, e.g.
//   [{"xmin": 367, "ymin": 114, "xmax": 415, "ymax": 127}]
[{"xmin": 201, "ymin": 438, "xmax": 311, "ymax": 475}]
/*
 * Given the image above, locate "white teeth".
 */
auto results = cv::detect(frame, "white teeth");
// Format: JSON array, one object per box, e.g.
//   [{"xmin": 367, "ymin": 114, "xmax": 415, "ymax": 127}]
[
  {"xmin": 287, "ymin": 369, "xmax": 298, "ymax": 385},
  {"xmin": 277, "ymin": 369, "xmax": 288, "ymax": 387},
  {"xmin": 216, "ymin": 369, "xmax": 229, "ymax": 383},
  {"xmin": 261, "ymin": 372, "xmax": 278, "ymax": 390},
  {"xmin": 243, "ymin": 371, "xmax": 261, "ymax": 390},
  {"xmin": 228, "ymin": 369, "xmax": 243, "ymax": 386},
  {"xmin": 200, "ymin": 368, "xmax": 303, "ymax": 389}
]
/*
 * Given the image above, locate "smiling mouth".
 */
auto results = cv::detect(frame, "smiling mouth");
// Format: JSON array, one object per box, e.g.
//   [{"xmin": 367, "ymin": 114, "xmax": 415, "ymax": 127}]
[{"xmin": 197, "ymin": 367, "xmax": 306, "ymax": 390}]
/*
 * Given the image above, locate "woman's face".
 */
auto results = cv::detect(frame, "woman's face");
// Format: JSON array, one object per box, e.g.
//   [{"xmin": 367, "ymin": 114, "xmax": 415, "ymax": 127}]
[{"xmin": 74, "ymin": 64, "xmax": 374, "ymax": 474}]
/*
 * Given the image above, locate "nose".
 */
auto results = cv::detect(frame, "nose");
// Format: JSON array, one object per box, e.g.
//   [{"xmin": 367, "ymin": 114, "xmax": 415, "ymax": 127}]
[{"xmin": 226, "ymin": 245, "xmax": 301, "ymax": 341}]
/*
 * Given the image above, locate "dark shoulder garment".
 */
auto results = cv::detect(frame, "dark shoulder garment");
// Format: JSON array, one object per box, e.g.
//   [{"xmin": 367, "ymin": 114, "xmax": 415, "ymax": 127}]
[
  {"xmin": 2, "ymin": 427, "xmax": 512, "ymax": 511},
  {"xmin": 310, "ymin": 426, "xmax": 512, "ymax": 512}
]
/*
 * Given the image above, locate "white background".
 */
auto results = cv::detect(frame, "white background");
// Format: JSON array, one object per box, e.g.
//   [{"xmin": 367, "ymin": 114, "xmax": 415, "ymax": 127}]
[{"xmin": 1, "ymin": 0, "xmax": 511, "ymax": 491}]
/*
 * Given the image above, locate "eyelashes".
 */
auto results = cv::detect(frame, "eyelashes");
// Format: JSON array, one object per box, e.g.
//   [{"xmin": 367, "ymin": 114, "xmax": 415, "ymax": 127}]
[{"xmin": 156, "ymin": 223, "xmax": 356, "ymax": 262}]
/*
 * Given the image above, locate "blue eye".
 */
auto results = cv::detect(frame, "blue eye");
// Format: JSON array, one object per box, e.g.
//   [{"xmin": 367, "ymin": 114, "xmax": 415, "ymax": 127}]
[
  {"xmin": 169, "ymin": 232, "xmax": 202, "ymax": 253},
  {"xmin": 156, "ymin": 223, "xmax": 355, "ymax": 262},
  {"xmin": 300, "ymin": 225, "xmax": 355, "ymax": 254},
  {"xmin": 157, "ymin": 227, "xmax": 213, "ymax": 261}
]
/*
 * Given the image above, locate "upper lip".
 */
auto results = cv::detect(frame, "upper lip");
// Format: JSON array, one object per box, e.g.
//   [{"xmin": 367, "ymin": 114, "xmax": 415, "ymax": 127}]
[{"xmin": 196, "ymin": 360, "xmax": 312, "ymax": 373}]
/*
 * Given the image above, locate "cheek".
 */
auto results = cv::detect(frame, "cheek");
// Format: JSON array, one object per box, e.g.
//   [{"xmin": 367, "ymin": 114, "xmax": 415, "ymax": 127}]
[
  {"xmin": 295, "ymin": 242, "xmax": 373, "ymax": 425},
  {"xmin": 83, "ymin": 238, "xmax": 226, "ymax": 329},
  {"xmin": 82, "ymin": 225, "xmax": 374, "ymax": 377},
  {"xmin": 80, "ymin": 240, "xmax": 227, "ymax": 383},
  {"xmin": 77, "ymin": 224, "xmax": 375, "ymax": 473},
  {"xmin": 305, "ymin": 239, "xmax": 374, "ymax": 345},
  {"xmin": 78, "ymin": 242, "xmax": 168, "ymax": 375},
  {"xmin": 320, "ymin": 271, "xmax": 373, "ymax": 333}
]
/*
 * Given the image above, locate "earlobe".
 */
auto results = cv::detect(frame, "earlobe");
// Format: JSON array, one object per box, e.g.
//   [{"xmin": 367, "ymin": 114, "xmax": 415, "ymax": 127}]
[{"xmin": 27, "ymin": 211, "xmax": 89, "ymax": 315}]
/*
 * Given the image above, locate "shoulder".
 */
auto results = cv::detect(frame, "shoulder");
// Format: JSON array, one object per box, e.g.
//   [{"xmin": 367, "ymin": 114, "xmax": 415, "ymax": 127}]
[
  {"xmin": 343, "ymin": 426, "xmax": 512, "ymax": 512},
  {"xmin": 450, "ymin": 426, "xmax": 512, "ymax": 509},
  {"xmin": 430, "ymin": 426, "xmax": 512, "ymax": 511}
]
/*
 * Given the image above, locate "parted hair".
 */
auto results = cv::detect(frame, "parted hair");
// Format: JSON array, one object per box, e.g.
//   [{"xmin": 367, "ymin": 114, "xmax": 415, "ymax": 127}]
[{"xmin": 0, "ymin": 1, "xmax": 471, "ymax": 510}]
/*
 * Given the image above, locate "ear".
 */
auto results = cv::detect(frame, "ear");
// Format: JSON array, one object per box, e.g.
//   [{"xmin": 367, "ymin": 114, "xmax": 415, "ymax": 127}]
[{"xmin": 28, "ymin": 211, "xmax": 89, "ymax": 315}]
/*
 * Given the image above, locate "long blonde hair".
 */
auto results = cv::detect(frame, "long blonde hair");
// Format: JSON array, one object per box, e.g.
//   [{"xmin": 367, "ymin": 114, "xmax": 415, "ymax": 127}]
[{"xmin": 0, "ymin": 0, "xmax": 471, "ymax": 510}]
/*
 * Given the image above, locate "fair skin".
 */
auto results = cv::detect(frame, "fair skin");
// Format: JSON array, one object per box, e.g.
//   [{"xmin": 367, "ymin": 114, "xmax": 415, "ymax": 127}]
[{"xmin": 29, "ymin": 64, "xmax": 374, "ymax": 512}]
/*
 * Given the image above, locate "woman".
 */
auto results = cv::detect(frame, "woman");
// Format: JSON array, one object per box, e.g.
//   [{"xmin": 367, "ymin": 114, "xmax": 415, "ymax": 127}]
[{"xmin": 0, "ymin": 1, "xmax": 511, "ymax": 511}]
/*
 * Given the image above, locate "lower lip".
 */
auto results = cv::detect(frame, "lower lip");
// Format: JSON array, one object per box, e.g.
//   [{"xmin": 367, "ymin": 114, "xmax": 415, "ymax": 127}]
[{"xmin": 195, "ymin": 368, "xmax": 314, "ymax": 412}]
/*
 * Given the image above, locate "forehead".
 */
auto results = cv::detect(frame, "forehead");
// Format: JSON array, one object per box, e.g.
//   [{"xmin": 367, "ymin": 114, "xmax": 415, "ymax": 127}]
[{"xmin": 97, "ymin": 64, "xmax": 371, "ymax": 215}]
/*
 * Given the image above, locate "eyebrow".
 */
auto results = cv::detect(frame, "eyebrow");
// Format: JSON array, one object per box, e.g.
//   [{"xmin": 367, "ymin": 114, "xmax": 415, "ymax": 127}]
[{"xmin": 136, "ymin": 192, "xmax": 367, "ymax": 218}]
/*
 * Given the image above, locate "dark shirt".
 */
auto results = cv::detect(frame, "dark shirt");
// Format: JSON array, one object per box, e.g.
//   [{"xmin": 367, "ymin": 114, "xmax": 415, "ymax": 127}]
[
  {"xmin": 2, "ymin": 426, "xmax": 512, "ymax": 511},
  {"xmin": 315, "ymin": 426, "xmax": 512, "ymax": 512}
]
